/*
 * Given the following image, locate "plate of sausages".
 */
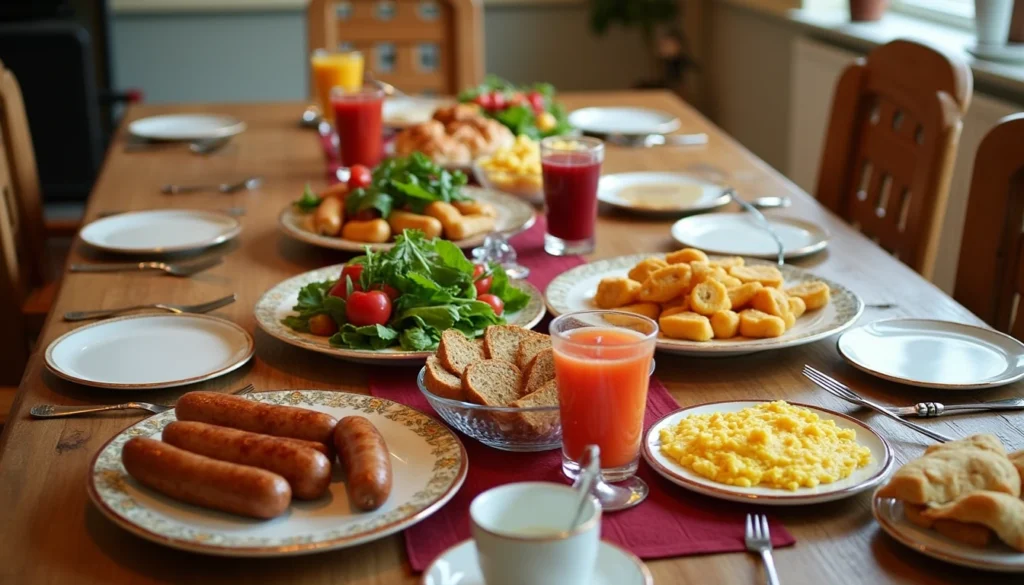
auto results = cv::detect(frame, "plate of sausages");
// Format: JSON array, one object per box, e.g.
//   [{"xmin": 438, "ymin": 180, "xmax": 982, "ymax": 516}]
[
  {"xmin": 87, "ymin": 390, "xmax": 467, "ymax": 556},
  {"xmin": 278, "ymin": 186, "xmax": 536, "ymax": 253}
]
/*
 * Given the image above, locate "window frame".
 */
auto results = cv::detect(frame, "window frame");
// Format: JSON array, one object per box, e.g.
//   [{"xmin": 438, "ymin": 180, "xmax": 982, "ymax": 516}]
[{"xmin": 889, "ymin": 0, "xmax": 975, "ymax": 30}]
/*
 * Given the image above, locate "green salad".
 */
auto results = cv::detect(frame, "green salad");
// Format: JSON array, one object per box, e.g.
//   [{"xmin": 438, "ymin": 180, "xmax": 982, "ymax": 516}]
[
  {"xmin": 458, "ymin": 75, "xmax": 572, "ymax": 139},
  {"xmin": 282, "ymin": 230, "xmax": 530, "ymax": 351}
]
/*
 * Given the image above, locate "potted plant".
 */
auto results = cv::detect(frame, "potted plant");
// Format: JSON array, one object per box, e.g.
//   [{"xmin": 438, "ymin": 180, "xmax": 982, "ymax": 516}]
[
  {"xmin": 849, "ymin": 0, "xmax": 889, "ymax": 21},
  {"xmin": 589, "ymin": 0, "xmax": 696, "ymax": 91}
]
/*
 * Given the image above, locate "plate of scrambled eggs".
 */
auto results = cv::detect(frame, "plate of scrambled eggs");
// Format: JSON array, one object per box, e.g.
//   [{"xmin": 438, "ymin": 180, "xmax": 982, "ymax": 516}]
[{"xmin": 643, "ymin": 400, "xmax": 893, "ymax": 505}]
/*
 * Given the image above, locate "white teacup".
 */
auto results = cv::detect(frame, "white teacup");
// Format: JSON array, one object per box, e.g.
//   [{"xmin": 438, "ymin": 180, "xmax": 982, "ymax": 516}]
[{"xmin": 470, "ymin": 482, "xmax": 601, "ymax": 585}]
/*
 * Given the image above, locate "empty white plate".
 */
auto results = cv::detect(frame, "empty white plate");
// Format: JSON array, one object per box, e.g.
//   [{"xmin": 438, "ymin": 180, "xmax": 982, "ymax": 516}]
[
  {"xmin": 838, "ymin": 318, "xmax": 1024, "ymax": 390},
  {"xmin": 80, "ymin": 209, "xmax": 241, "ymax": 254},
  {"xmin": 45, "ymin": 314, "xmax": 254, "ymax": 389},
  {"xmin": 424, "ymin": 539, "xmax": 652, "ymax": 585},
  {"xmin": 670, "ymin": 213, "xmax": 829, "ymax": 260},
  {"xmin": 128, "ymin": 114, "xmax": 246, "ymax": 141},
  {"xmin": 567, "ymin": 107, "xmax": 680, "ymax": 136},
  {"xmin": 598, "ymin": 172, "xmax": 729, "ymax": 215}
]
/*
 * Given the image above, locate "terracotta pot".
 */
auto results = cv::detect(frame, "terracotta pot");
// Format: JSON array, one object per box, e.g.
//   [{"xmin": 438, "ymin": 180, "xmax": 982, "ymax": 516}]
[{"xmin": 849, "ymin": 0, "xmax": 890, "ymax": 21}]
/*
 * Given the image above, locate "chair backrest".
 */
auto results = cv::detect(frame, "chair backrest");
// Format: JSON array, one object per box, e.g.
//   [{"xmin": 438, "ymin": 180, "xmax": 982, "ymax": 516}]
[
  {"xmin": 815, "ymin": 39, "xmax": 972, "ymax": 280},
  {"xmin": 953, "ymin": 114, "xmax": 1024, "ymax": 339},
  {"xmin": 307, "ymin": 0, "xmax": 483, "ymax": 96}
]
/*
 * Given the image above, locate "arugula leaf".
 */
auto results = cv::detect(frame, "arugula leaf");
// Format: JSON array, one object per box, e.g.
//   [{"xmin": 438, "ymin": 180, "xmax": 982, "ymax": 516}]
[
  {"xmin": 489, "ymin": 264, "xmax": 531, "ymax": 313},
  {"xmin": 281, "ymin": 315, "xmax": 312, "ymax": 332},
  {"xmin": 294, "ymin": 184, "xmax": 322, "ymax": 212},
  {"xmin": 345, "ymin": 188, "xmax": 393, "ymax": 218},
  {"xmin": 331, "ymin": 323, "xmax": 400, "ymax": 350},
  {"xmin": 280, "ymin": 279, "xmax": 340, "ymax": 332},
  {"xmin": 322, "ymin": 295, "xmax": 347, "ymax": 326},
  {"xmin": 435, "ymin": 240, "xmax": 475, "ymax": 273},
  {"xmin": 395, "ymin": 305, "xmax": 460, "ymax": 332},
  {"xmin": 399, "ymin": 327, "xmax": 437, "ymax": 351},
  {"xmin": 391, "ymin": 179, "xmax": 438, "ymax": 202}
]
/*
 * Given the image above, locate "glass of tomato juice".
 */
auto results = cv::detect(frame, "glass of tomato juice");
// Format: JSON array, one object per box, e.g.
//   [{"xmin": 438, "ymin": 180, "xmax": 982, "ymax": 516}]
[
  {"xmin": 540, "ymin": 137, "xmax": 604, "ymax": 256},
  {"xmin": 550, "ymin": 310, "xmax": 657, "ymax": 484},
  {"xmin": 331, "ymin": 86, "xmax": 384, "ymax": 168}
]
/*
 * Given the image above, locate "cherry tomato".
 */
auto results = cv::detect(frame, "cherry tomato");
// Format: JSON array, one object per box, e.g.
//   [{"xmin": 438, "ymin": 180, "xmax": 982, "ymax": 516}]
[
  {"xmin": 370, "ymin": 283, "xmax": 401, "ymax": 301},
  {"xmin": 308, "ymin": 314, "xmax": 338, "ymax": 336},
  {"xmin": 347, "ymin": 164, "xmax": 372, "ymax": 190},
  {"xmin": 490, "ymin": 91, "xmax": 507, "ymax": 111},
  {"xmin": 328, "ymin": 264, "xmax": 364, "ymax": 298},
  {"xmin": 478, "ymin": 294, "xmax": 504, "ymax": 316},
  {"xmin": 508, "ymin": 92, "xmax": 525, "ymax": 106},
  {"xmin": 472, "ymin": 264, "xmax": 493, "ymax": 296},
  {"xmin": 346, "ymin": 290, "xmax": 392, "ymax": 326},
  {"xmin": 474, "ymin": 93, "xmax": 494, "ymax": 110},
  {"xmin": 527, "ymin": 91, "xmax": 545, "ymax": 114}
]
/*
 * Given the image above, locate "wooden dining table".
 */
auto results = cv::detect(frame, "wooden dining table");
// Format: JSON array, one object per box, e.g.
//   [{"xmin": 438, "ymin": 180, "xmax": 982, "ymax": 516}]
[{"xmin": 0, "ymin": 90, "xmax": 1020, "ymax": 584}]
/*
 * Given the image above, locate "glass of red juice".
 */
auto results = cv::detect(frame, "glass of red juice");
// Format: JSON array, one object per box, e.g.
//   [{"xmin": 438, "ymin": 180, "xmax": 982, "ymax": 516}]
[
  {"xmin": 540, "ymin": 137, "xmax": 604, "ymax": 256},
  {"xmin": 331, "ymin": 86, "xmax": 384, "ymax": 168}
]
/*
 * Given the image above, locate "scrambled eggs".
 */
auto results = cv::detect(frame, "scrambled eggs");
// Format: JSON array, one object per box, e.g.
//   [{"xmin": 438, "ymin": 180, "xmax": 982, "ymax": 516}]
[
  {"xmin": 479, "ymin": 135, "xmax": 541, "ymax": 194},
  {"xmin": 659, "ymin": 401, "xmax": 872, "ymax": 491}
]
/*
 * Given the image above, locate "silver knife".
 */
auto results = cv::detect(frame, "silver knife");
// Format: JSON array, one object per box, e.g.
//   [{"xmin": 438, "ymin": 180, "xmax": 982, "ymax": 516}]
[{"xmin": 888, "ymin": 398, "xmax": 1024, "ymax": 418}]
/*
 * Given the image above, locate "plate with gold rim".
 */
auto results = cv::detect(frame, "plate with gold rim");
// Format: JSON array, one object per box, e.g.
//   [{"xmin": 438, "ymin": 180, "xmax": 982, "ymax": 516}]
[
  {"xmin": 87, "ymin": 390, "xmax": 468, "ymax": 557},
  {"xmin": 544, "ymin": 253, "xmax": 863, "ymax": 357},
  {"xmin": 279, "ymin": 186, "xmax": 535, "ymax": 253},
  {"xmin": 642, "ymin": 400, "xmax": 893, "ymax": 506},
  {"xmin": 255, "ymin": 264, "xmax": 546, "ymax": 365}
]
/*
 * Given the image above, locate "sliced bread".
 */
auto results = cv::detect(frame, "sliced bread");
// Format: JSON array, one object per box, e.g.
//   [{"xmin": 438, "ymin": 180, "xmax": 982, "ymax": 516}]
[
  {"xmin": 515, "ymin": 334, "xmax": 552, "ymax": 370},
  {"xmin": 523, "ymin": 348, "xmax": 555, "ymax": 394},
  {"xmin": 484, "ymin": 325, "xmax": 543, "ymax": 363},
  {"xmin": 509, "ymin": 379, "xmax": 560, "ymax": 436},
  {"xmin": 438, "ymin": 329, "xmax": 485, "ymax": 375},
  {"xmin": 462, "ymin": 359, "xmax": 523, "ymax": 406},
  {"xmin": 423, "ymin": 355, "xmax": 464, "ymax": 401}
]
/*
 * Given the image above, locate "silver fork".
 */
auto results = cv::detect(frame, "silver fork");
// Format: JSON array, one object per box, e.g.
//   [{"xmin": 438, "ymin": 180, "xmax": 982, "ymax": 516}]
[
  {"xmin": 29, "ymin": 383, "xmax": 255, "ymax": 419},
  {"xmin": 161, "ymin": 176, "xmax": 263, "ymax": 195},
  {"xmin": 745, "ymin": 514, "xmax": 780, "ymax": 585},
  {"xmin": 63, "ymin": 293, "xmax": 236, "ymax": 321},
  {"xmin": 802, "ymin": 365, "xmax": 954, "ymax": 443},
  {"xmin": 724, "ymin": 187, "xmax": 785, "ymax": 266},
  {"xmin": 70, "ymin": 257, "xmax": 222, "ymax": 277}
]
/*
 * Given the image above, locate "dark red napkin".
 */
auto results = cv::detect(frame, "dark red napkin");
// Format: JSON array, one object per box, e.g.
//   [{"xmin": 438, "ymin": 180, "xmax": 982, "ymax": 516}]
[{"xmin": 368, "ymin": 221, "xmax": 794, "ymax": 571}]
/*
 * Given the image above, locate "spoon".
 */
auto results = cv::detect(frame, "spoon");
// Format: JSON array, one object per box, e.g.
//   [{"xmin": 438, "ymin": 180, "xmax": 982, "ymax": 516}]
[
  {"xmin": 751, "ymin": 196, "xmax": 791, "ymax": 209},
  {"xmin": 161, "ymin": 176, "xmax": 263, "ymax": 195},
  {"xmin": 570, "ymin": 445, "xmax": 648, "ymax": 512},
  {"xmin": 568, "ymin": 445, "xmax": 601, "ymax": 530}
]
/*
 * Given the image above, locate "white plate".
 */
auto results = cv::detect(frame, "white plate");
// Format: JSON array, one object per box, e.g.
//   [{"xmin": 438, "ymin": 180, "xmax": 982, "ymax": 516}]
[
  {"xmin": 567, "ymin": 107, "xmax": 681, "ymax": 136},
  {"xmin": 255, "ymin": 264, "xmax": 547, "ymax": 365},
  {"xmin": 128, "ymin": 114, "xmax": 247, "ymax": 141},
  {"xmin": 643, "ymin": 401, "xmax": 894, "ymax": 506},
  {"xmin": 424, "ymin": 539, "xmax": 653, "ymax": 585},
  {"xmin": 45, "ymin": 314, "xmax": 254, "ymax": 390},
  {"xmin": 873, "ymin": 492, "xmax": 1024, "ymax": 572},
  {"xmin": 383, "ymin": 96, "xmax": 452, "ymax": 129},
  {"xmin": 838, "ymin": 319, "xmax": 1024, "ymax": 390},
  {"xmin": 278, "ymin": 186, "xmax": 536, "ymax": 253},
  {"xmin": 545, "ymin": 254, "xmax": 864, "ymax": 357},
  {"xmin": 80, "ymin": 209, "xmax": 242, "ymax": 254},
  {"xmin": 967, "ymin": 42, "xmax": 1024, "ymax": 65},
  {"xmin": 88, "ymin": 390, "xmax": 467, "ymax": 557},
  {"xmin": 598, "ymin": 172, "xmax": 729, "ymax": 215},
  {"xmin": 670, "ymin": 213, "xmax": 829, "ymax": 260}
]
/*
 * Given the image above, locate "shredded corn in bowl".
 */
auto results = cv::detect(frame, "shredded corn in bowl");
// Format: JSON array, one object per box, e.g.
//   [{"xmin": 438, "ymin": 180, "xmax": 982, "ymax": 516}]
[
  {"xmin": 659, "ymin": 401, "xmax": 872, "ymax": 491},
  {"xmin": 477, "ymin": 135, "xmax": 542, "ymax": 196}
]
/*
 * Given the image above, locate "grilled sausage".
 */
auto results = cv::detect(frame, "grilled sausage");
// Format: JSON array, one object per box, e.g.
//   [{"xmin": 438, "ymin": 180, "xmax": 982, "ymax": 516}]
[
  {"xmin": 387, "ymin": 210, "xmax": 443, "ymax": 240},
  {"xmin": 121, "ymin": 437, "xmax": 291, "ymax": 519},
  {"xmin": 446, "ymin": 214, "xmax": 496, "ymax": 240},
  {"xmin": 333, "ymin": 416, "xmax": 392, "ymax": 511},
  {"xmin": 313, "ymin": 195, "xmax": 343, "ymax": 236},
  {"xmin": 162, "ymin": 421, "xmax": 332, "ymax": 500},
  {"xmin": 341, "ymin": 218, "xmax": 391, "ymax": 243},
  {"xmin": 175, "ymin": 392, "xmax": 338, "ymax": 445}
]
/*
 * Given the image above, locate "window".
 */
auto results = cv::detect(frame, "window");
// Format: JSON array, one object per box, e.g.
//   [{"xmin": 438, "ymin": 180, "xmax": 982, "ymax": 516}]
[
  {"xmin": 375, "ymin": 42, "xmax": 396, "ymax": 73},
  {"xmin": 334, "ymin": 1, "xmax": 352, "ymax": 20},
  {"xmin": 417, "ymin": 43, "xmax": 440, "ymax": 72},
  {"xmin": 418, "ymin": 0, "xmax": 440, "ymax": 21},
  {"xmin": 375, "ymin": 1, "xmax": 396, "ymax": 21},
  {"xmin": 890, "ymin": 0, "xmax": 974, "ymax": 28}
]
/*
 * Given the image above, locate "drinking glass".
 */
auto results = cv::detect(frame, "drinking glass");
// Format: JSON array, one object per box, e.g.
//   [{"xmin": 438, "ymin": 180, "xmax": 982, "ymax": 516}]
[
  {"xmin": 540, "ymin": 137, "xmax": 604, "ymax": 256},
  {"xmin": 310, "ymin": 49, "xmax": 364, "ymax": 123},
  {"xmin": 549, "ymin": 310, "xmax": 657, "ymax": 485},
  {"xmin": 331, "ymin": 86, "xmax": 385, "ymax": 168}
]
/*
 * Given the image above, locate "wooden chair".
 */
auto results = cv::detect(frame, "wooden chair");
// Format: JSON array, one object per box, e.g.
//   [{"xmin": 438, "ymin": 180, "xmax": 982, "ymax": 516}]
[
  {"xmin": 953, "ymin": 114, "xmax": 1024, "ymax": 339},
  {"xmin": 0, "ymin": 59, "xmax": 61, "ymax": 422},
  {"xmin": 815, "ymin": 40, "xmax": 972, "ymax": 280},
  {"xmin": 307, "ymin": 0, "xmax": 484, "ymax": 96}
]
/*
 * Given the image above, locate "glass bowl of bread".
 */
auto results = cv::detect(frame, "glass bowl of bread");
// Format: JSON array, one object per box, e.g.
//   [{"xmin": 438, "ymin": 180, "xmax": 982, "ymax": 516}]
[
  {"xmin": 418, "ymin": 325, "xmax": 562, "ymax": 452},
  {"xmin": 473, "ymin": 136, "xmax": 544, "ymax": 204}
]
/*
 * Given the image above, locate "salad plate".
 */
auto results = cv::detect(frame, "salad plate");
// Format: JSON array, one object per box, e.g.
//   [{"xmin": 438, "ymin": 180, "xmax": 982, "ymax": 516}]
[
  {"xmin": 256, "ymin": 236, "xmax": 546, "ymax": 364},
  {"xmin": 128, "ymin": 114, "xmax": 246, "ymax": 141},
  {"xmin": 80, "ymin": 209, "xmax": 241, "ymax": 254},
  {"xmin": 567, "ymin": 107, "xmax": 680, "ymax": 136},
  {"xmin": 670, "ymin": 213, "xmax": 829, "ymax": 260},
  {"xmin": 598, "ymin": 172, "xmax": 728, "ymax": 215},
  {"xmin": 545, "ymin": 253, "xmax": 863, "ymax": 357},
  {"xmin": 88, "ymin": 390, "xmax": 468, "ymax": 557}
]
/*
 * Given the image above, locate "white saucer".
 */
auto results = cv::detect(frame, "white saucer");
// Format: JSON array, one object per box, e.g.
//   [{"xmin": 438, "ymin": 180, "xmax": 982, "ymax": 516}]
[
  {"xmin": 967, "ymin": 42, "xmax": 1024, "ymax": 65},
  {"xmin": 128, "ymin": 114, "xmax": 246, "ymax": 141},
  {"xmin": 80, "ymin": 209, "xmax": 241, "ymax": 254},
  {"xmin": 423, "ymin": 539, "xmax": 653, "ymax": 585},
  {"xmin": 45, "ymin": 314, "xmax": 254, "ymax": 390},
  {"xmin": 568, "ymin": 107, "xmax": 680, "ymax": 136},
  {"xmin": 837, "ymin": 318, "xmax": 1024, "ymax": 390},
  {"xmin": 670, "ymin": 213, "xmax": 829, "ymax": 259},
  {"xmin": 599, "ymin": 172, "xmax": 729, "ymax": 215}
]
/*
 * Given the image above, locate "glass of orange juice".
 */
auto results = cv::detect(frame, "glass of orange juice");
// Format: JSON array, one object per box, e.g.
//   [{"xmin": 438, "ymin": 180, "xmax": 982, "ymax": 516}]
[
  {"xmin": 550, "ymin": 310, "xmax": 657, "ymax": 486},
  {"xmin": 310, "ymin": 49, "xmax": 364, "ymax": 123}
]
